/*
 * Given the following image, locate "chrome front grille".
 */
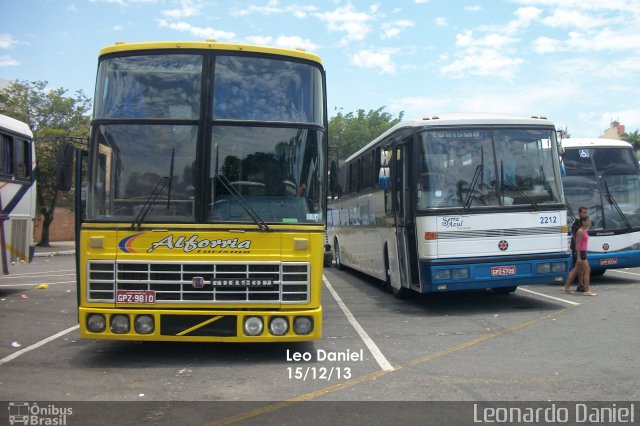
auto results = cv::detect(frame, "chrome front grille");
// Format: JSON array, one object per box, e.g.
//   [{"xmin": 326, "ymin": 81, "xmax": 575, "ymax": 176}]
[{"xmin": 87, "ymin": 261, "xmax": 310, "ymax": 304}]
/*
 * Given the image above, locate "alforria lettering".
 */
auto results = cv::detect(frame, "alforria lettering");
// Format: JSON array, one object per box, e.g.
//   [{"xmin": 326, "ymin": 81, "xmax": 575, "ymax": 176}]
[{"xmin": 147, "ymin": 235, "xmax": 252, "ymax": 253}]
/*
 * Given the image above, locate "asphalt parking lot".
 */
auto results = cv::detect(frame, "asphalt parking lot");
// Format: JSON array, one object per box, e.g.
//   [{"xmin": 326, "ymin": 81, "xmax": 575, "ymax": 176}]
[{"xmin": 0, "ymin": 252, "xmax": 638, "ymax": 424}]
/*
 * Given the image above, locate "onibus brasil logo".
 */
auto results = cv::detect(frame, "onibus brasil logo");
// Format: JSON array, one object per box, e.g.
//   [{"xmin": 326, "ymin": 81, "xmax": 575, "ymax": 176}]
[
  {"xmin": 8, "ymin": 402, "xmax": 72, "ymax": 425},
  {"xmin": 118, "ymin": 234, "xmax": 252, "ymax": 253}
]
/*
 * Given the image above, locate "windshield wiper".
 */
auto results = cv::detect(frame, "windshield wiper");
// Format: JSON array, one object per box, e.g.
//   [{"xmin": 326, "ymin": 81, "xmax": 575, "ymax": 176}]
[
  {"xmin": 602, "ymin": 179, "xmax": 632, "ymax": 230},
  {"xmin": 130, "ymin": 148, "xmax": 176, "ymax": 230},
  {"xmin": 502, "ymin": 181, "xmax": 538, "ymax": 210},
  {"xmin": 130, "ymin": 176, "xmax": 171, "ymax": 230},
  {"xmin": 463, "ymin": 164, "xmax": 484, "ymax": 212},
  {"xmin": 214, "ymin": 173, "xmax": 270, "ymax": 231},
  {"xmin": 166, "ymin": 147, "xmax": 174, "ymax": 210}
]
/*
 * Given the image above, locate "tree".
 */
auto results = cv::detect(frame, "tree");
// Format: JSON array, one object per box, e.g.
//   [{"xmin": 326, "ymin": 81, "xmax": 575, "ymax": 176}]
[
  {"xmin": 0, "ymin": 80, "xmax": 91, "ymax": 246},
  {"xmin": 622, "ymin": 129, "xmax": 640, "ymax": 152},
  {"xmin": 329, "ymin": 107, "xmax": 404, "ymax": 159}
]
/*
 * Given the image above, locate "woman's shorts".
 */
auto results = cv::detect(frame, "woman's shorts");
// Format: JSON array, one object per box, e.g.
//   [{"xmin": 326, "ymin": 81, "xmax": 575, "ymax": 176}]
[{"xmin": 579, "ymin": 250, "xmax": 587, "ymax": 261}]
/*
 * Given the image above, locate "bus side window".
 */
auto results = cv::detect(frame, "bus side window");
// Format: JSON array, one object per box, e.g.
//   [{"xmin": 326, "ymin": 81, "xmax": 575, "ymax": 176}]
[
  {"xmin": 15, "ymin": 163, "xmax": 26, "ymax": 179},
  {"xmin": 15, "ymin": 139, "xmax": 30, "ymax": 179},
  {"xmin": 0, "ymin": 134, "xmax": 14, "ymax": 176}
]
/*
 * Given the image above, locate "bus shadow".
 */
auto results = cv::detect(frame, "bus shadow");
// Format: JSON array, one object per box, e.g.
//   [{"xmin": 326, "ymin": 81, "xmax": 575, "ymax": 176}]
[
  {"xmin": 590, "ymin": 271, "xmax": 637, "ymax": 287},
  {"xmin": 0, "ymin": 288, "xmax": 26, "ymax": 297},
  {"xmin": 409, "ymin": 290, "xmax": 565, "ymax": 317},
  {"xmin": 330, "ymin": 266, "xmax": 568, "ymax": 317},
  {"xmin": 68, "ymin": 339, "xmax": 317, "ymax": 369}
]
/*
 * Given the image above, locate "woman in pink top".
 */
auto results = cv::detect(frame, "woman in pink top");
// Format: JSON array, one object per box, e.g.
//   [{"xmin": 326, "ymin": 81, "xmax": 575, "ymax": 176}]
[
  {"xmin": 575, "ymin": 216, "xmax": 596, "ymax": 296},
  {"xmin": 564, "ymin": 216, "xmax": 597, "ymax": 295}
]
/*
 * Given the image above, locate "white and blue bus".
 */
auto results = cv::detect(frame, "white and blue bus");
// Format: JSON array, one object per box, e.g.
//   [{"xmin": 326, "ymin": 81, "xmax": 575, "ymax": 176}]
[
  {"xmin": 0, "ymin": 114, "xmax": 36, "ymax": 274},
  {"xmin": 327, "ymin": 113, "xmax": 570, "ymax": 297},
  {"xmin": 561, "ymin": 137, "xmax": 640, "ymax": 275}
]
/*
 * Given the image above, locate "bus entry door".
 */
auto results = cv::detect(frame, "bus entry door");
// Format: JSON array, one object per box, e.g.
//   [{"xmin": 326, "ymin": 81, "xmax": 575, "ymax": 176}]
[{"xmin": 392, "ymin": 143, "xmax": 419, "ymax": 289}]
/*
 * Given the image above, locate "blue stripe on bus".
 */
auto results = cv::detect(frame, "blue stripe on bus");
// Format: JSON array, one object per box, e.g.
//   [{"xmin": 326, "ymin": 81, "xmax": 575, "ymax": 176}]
[
  {"xmin": 420, "ymin": 254, "xmax": 571, "ymax": 293},
  {"xmin": 587, "ymin": 250, "xmax": 640, "ymax": 271},
  {"xmin": 1, "ymin": 181, "xmax": 34, "ymax": 215}
]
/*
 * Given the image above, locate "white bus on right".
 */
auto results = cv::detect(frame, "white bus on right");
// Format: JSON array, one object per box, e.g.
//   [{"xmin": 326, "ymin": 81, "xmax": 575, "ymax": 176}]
[{"xmin": 561, "ymin": 137, "xmax": 640, "ymax": 275}]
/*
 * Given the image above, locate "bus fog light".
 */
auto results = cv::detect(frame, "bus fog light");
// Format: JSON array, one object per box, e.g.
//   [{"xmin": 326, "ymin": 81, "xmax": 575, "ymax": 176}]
[
  {"xmin": 243, "ymin": 316, "xmax": 264, "ymax": 336},
  {"xmin": 434, "ymin": 269, "xmax": 451, "ymax": 280},
  {"xmin": 551, "ymin": 262, "xmax": 566, "ymax": 272},
  {"xmin": 293, "ymin": 317, "xmax": 313, "ymax": 335},
  {"xmin": 86, "ymin": 314, "xmax": 106, "ymax": 333},
  {"xmin": 110, "ymin": 315, "xmax": 130, "ymax": 334},
  {"xmin": 452, "ymin": 268, "xmax": 469, "ymax": 279},
  {"xmin": 269, "ymin": 317, "xmax": 289, "ymax": 336},
  {"xmin": 134, "ymin": 315, "xmax": 154, "ymax": 334},
  {"xmin": 437, "ymin": 284, "xmax": 448, "ymax": 291},
  {"xmin": 537, "ymin": 263, "xmax": 551, "ymax": 273}
]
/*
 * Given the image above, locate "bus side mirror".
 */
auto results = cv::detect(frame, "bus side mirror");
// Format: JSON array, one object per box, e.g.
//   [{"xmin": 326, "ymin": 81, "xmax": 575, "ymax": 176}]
[
  {"xmin": 56, "ymin": 142, "xmax": 75, "ymax": 191},
  {"xmin": 378, "ymin": 167, "xmax": 390, "ymax": 189},
  {"xmin": 380, "ymin": 149, "xmax": 392, "ymax": 167},
  {"xmin": 556, "ymin": 137, "xmax": 565, "ymax": 156},
  {"xmin": 378, "ymin": 149, "xmax": 392, "ymax": 189},
  {"xmin": 329, "ymin": 160, "xmax": 338, "ymax": 197}
]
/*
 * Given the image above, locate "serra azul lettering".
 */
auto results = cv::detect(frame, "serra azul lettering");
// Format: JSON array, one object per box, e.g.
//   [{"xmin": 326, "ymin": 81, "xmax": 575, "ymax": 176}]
[
  {"xmin": 441, "ymin": 216, "xmax": 464, "ymax": 228},
  {"xmin": 147, "ymin": 235, "xmax": 252, "ymax": 253}
]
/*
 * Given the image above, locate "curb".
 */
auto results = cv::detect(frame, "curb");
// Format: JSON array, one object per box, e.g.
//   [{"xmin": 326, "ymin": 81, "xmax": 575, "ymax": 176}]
[{"xmin": 34, "ymin": 250, "xmax": 76, "ymax": 257}]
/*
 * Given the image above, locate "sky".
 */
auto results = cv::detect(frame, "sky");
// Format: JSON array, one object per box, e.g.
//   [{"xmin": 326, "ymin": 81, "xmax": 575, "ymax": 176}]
[{"xmin": 1, "ymin": 0, "xmax": 640, "ymax": 137}]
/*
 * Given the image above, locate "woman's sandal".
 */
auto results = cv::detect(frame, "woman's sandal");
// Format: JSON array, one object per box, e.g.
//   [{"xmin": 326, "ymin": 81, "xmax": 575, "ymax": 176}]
[{"xmin": 584, "ymin": 291, "xmax": 597, "ymax": 296}]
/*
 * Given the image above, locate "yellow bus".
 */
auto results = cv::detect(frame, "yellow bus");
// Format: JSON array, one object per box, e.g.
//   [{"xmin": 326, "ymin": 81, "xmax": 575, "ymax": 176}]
[{"xmin": 67, "ymin": 41, "xmax": 327, "ymax": 342}]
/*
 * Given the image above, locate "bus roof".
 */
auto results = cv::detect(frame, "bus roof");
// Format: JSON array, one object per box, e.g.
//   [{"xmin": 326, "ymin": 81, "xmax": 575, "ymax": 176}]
[
  {"xmin": 0, "ymin": 114, "xmax": 33, "ymax": 139},
  {"xmin": 346, "ymin": 112, "xmax": 554, "ymax": 163},
  {"xmin": 99, "ymin": 41, "xmax": 323, "ymax": 65},
  {"xmin": 561, "ymin": 137, "xmax": 632, "ymax": 149}
]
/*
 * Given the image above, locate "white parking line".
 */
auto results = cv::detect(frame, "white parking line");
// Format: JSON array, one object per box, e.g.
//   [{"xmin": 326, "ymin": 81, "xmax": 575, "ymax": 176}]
[
  {"xmin": 0, "ymin": 325, "xmax": 79, "ymax": 366},
  {"xmin": 2, "ymin": 269, "xmax": 75, "ymax": 278},
  {"xmin": 608, "ymin": 269, "xmax": 640, "ymax": 276},
  {"xmin": 322, "ymin": 275, "xmax": 394, "ymax": 372},
  {"xmin": 0, "ymin": 280, "xmax": 76, "ymax": 288},
  {"xmin": 517, "ymin": 287, "xmax": 581, "ymax": 306}
]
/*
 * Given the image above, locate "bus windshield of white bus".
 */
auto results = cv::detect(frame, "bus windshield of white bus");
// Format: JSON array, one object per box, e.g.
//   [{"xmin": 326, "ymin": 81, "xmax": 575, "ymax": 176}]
[
  {"xmin": 88, "ymin": 53, "xmax": 325, "ymax": 224},
  {"xmin": 417, "ymin": 128, "xmax": 562, "ymax": 209},
  {"xmin": 563, "ymin": 147, "xmax": 640, "ymax": 230}
]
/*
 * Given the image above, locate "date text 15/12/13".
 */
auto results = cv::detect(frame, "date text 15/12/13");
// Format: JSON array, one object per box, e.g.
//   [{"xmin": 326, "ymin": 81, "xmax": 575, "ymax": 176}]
[{"xmin": 286, "ymin": 349, "xmax": 364, "ymax": 362}]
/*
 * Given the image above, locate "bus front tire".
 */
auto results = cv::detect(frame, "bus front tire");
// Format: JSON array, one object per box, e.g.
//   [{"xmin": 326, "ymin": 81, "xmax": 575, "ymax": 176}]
[
  {"xmin": 391, "ymin": 285, "xmax": 411, "ymax": 299},
  {"xmin": 385, "ymin": 251, "xmax": 410, "ymax": 298},
  {"xmin": 493, "ymin": 285, "xmax": 517, "ymax": 294},
  {"xmin": 382, "ymin": 249, "xmax": 391, "ymax": 292},
  {"xmin": 334, "ymin": 239, "xmax": 344, "ymax": 270}
]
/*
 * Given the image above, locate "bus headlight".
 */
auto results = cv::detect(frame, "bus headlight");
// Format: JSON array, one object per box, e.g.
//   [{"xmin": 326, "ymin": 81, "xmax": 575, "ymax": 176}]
[
  {"xmin": 243, "ymin": 316, "xmax": 264, "ymax": 336},
  {"xmin": 134, "ymin": 315, "xmax": 154, "ymax": 334},
  {"xmin": 434, "ymin": 269, "xmax": 452, "ymax": 280},
  {"xmin": 86, "ymin": 313, "xmax": 106, "ymax": 333},
  {"xmin": 269, "ymin": 317, "xmax": 289, "ymax": 336},
  {"xmin": 452, "ymin": 268, "xmax": 469, "ymax": 279},
  {"xmin": 551, "ymin": 262, "xmax": 567, "ymax": 272},
  {"xmin": 293, "ymin": 317, "xmax": 313, "ymax": 335},
  {"xmin": 537, "ymin": 263, "xmax": 551, "ymax": 273},
  {"xmin": 110, "ymin": 315, "xmax": 130, "ymax": 334}
]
